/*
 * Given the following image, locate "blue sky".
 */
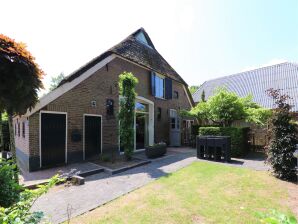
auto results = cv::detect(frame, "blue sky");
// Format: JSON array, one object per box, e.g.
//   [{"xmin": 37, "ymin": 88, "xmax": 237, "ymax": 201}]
[{"xmin": 1, "ymin": 0, "xmax": 298, "ymax": 92}]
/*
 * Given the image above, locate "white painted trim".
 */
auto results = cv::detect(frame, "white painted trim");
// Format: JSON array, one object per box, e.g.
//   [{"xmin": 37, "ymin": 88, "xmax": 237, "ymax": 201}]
[
  {"xmin": 118, "ymin": 95, "xmax": 155, "ymax": 153},
  {"xmin": 182, "ymin": 84, "xmax": 193, "ymax": 107},
  {"xmin": 83, "ymin": 114, "xmax": 102, "ymax": 160},
  {"xmin": 26, "ymin": 55, "xmax": 116, "ymax": 117},
  {"xmin": 39, "ymin": 111, "xmax": 68, "ymax": 168},
  {"xmin": 135, "ymin": 96, "xmax": 154, "ymax": 147}
]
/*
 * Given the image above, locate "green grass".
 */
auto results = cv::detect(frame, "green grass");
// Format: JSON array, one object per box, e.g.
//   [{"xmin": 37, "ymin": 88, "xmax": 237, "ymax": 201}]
[{"xmin": 70, "ymin": 162, "xmax": 293, "ymax": 224}]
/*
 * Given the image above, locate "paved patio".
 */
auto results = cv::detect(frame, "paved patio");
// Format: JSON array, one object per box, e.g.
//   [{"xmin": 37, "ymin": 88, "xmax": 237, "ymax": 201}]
[
  {"xmin": 20, "ymin": 162, "xmax": 103, "ymax": 187},
  {"xmin": 31, "ymin": 147, "xmax": 269, "ymax": 223}
]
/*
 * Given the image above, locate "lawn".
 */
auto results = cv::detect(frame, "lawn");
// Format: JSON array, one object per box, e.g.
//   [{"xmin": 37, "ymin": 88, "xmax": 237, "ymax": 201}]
[{"xmin": 70, "ymin": 162, "xmax": 294, "ymax": 224}]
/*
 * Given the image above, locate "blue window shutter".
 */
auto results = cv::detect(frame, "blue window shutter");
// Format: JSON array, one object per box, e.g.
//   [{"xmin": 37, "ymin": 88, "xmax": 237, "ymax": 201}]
[
  {"xmin": 151, "ymin": 72, "xmax": 156, "ymax": 96},
  {"xmin": 165, "ymin": 78, "xmax": 172, "ymax": 99}
]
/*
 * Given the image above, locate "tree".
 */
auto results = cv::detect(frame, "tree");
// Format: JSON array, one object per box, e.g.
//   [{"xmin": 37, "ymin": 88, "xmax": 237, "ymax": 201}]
[
  {"xmin": 0, "ymin": 34, "xmax": 44, "ymax": 162},
  {"xmin": 185, "ymin": 88, "xmax": 271, "ymax": 127},
  {"xmin": 266, "ymin": 88, "xmax": 297, "ymax": 181},
  {"xmin": 118, "ymin": 72, "xmax": 138, "ymax": 160},
  {"xmin": 189, "ymin": 85, "xmax": 199, "ymax": 94},
  {"xmin": 49, "ymin": 72, "xmax": 65, "ymax": 91},
  {"xmin": 201, "ymin": 90, "xmax": 206, "ymax": 102}
]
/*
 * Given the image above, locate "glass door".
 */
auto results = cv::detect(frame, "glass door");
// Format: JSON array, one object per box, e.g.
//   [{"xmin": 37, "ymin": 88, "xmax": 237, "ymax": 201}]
[{"xmin": 135, "ymin": 102, "xmax": 149, "ymax": 150}]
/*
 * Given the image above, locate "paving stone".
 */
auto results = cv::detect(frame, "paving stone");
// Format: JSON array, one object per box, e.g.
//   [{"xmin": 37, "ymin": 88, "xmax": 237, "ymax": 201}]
[{"xmin": 31, "ymin": 148, "xmax": 268, "ymax": 224}]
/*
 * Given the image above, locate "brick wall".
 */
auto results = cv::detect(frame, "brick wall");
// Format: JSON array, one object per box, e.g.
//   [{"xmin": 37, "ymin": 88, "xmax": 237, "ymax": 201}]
[{"xmin": 28, "ymin": 57, "xmax": 192, "ymax": 169}]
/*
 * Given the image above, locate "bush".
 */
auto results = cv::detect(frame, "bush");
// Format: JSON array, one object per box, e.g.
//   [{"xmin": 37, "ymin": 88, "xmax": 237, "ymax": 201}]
[
  {"xmin": 0, "ymin": 159, "xmax": 21, "ymax": 207},
  {"xmin": 256, "ymin": 209, "xmax": 297, "ymax": 224},
  {"xmin": 199, "ymin": 126, "xmax": 250, "ymax": 157},
  {"xmin": 0, "ymin": 173, "xmax": 62, "ymax": 224},
  {"xmin": 266, "ymin": 89, "xmax": 297, "ymax": 181}
]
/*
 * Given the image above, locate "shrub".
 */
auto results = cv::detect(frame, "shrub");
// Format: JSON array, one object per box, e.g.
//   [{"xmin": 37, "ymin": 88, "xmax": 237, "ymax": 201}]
[
  {"xmin": 266, "ymin": 89, "xmax": 297, "ymax": 181},
  {"xmin": 0, "ymin": 174, "xmax": 62, "ymax": 224},
  {"xmin": 256, "ymin": 209, "xmax": 297, "ymax": 224},
  {"xmin": 199, "ymin": 126, "xmax": 249, "ymax": 157},
  {"xmin": 0, "ymin": 159, "xmax": 21, "ymax": 207}
]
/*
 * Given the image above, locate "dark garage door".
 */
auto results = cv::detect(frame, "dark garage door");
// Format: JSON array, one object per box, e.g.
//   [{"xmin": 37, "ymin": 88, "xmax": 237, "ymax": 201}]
[
  {"xmin": 85, "ymin": 116, "xmax": 101, "ymax": 159},
  {"xmin": 41, "ymin": 113, "xmax": 66, "ymax": 167}
]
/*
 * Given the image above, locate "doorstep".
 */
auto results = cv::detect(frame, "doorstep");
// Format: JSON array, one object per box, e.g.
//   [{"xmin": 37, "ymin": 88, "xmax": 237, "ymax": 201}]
[{"xmin": 102, "ymin": 160, "xmax": 151, "ymax": 175}]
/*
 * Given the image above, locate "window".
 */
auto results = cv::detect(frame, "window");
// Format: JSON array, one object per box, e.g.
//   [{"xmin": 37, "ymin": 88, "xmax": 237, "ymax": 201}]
[
  {"xmin": 135, "ymin": 102, "xmax": 148, "ymax": 113},
  {"xmin": 174, "ymin": 91, "xmax": 179, "ymax": 99},
  {"xmin": 155, "ymin": 75, "xmax": 165, "ymax": 98},
  {"xmin": 157, "ymin": 107, "xmax": 162, "ymax": 120},
  {"xmin": 106, "ymin": 99, "xmax": 114, "ymax": 116},
  {"xmin": 22, "ymin": 122, "xmax": 25, "ymax": 138}
]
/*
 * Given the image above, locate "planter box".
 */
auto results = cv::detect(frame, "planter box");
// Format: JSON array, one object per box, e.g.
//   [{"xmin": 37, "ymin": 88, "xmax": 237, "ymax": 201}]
[{"xmin": 145, "ymin": 144, "xmax": 167, "ymax": 159}]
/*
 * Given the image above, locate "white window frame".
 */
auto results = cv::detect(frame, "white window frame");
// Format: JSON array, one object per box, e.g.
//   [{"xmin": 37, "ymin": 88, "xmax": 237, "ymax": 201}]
[{"xmin": 154, "ymin": 73, "xmax": 165, "ymax": 99}]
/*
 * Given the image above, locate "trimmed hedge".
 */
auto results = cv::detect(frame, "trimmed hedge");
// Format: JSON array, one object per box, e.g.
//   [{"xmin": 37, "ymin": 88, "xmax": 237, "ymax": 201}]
[{"xmin": 199, "ymin": 127, "xmax": 250, "ymax": 157}]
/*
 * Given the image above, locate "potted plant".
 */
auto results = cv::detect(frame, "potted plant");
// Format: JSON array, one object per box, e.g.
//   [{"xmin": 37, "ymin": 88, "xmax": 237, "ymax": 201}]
[{"xmin": 145, "ymin": 142, "xmax": 167, "ymax": 159}]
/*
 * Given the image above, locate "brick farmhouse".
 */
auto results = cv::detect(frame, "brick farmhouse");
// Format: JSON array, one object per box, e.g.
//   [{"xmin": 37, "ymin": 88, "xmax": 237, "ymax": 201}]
[{"xmin": 13, "ymin": 28, "xmax": 194, "ymax": 171}]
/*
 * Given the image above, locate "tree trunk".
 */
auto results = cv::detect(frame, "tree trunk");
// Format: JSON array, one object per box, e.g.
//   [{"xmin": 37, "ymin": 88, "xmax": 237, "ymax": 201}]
[
  {"xmin": 0, "ymin": 113, "xmax": 3, "ymax": 151},
  {"xmin": 8, "ymin": 113, "xmax": 16, "ymax": 158},
  {"xmin": 8, "ymin": 113, "xmax": 19, "ymax": 183}
]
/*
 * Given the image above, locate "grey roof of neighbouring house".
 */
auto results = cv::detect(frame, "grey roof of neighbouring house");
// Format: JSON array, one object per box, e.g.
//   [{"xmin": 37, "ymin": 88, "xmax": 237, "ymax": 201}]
[{"xmin": 193, "ymin": 62, "xmax": 298, "ymax": 111}]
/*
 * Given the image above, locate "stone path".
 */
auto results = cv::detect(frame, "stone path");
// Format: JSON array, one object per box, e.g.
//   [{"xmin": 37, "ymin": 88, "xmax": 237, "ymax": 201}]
[{"xmin": 31, "ymin": 148, "xmax": 268, "ymax": 223}]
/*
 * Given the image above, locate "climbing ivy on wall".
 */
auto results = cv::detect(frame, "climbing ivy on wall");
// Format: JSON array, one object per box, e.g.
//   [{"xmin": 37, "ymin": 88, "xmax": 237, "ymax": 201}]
[{"xmin": 118, "ymin": 72, "xmax": 138, "ymax": 160}]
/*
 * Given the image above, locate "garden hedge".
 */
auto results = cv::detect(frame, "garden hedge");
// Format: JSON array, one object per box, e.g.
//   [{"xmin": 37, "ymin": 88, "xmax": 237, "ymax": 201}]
[{"xmin": 199, "ymin": 126, "xmax": 250, "ymax": 157}]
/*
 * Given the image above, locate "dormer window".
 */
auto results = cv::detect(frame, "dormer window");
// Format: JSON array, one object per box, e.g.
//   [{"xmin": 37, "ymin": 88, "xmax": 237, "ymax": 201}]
[{"xmin": 135, "ymin": 31, "xmax": 152, "ymax": 48}]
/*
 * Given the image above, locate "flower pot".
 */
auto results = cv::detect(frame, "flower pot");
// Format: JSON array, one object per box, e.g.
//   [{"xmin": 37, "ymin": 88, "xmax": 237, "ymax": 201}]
[{"xmin": 145, "ymin": 143, "xmax": 167, "ymax": 159}]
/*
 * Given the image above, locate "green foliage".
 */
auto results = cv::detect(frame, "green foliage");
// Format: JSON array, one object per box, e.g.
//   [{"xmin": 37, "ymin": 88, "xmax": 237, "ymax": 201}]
[
  {"xmin": 257, "ymin": 209, "xmax": 297, "ymax": 224},
  {"xmin": 0, "ymin": 34, "xmax": 44, "ymax": 115},
  {"xmin": 199, "ymin": 126, "xmax": 250, "ymax": 157},
  {"xmin": 0, "ymin": 159, "xmax": 21, "ymax": 207},
  {"xmin": 266, "ymin": 89, "xmax": 297, "ymax": 181},
  {"xmin": 201, "ymin": 90, "xmax": 206, "ymax": 102},
  {"xmin": 189, "ymin": 85, "xmax": 199, "ymax": 94},
  {"xmin": 0, "ymin": 174, "xmax": 62, "ymax": 224},
  {"xmin": 189, "ymin": 88, "xmax": 271, "ymax": 126},
  {"xmin": 49, "ymin": 72, "xmax": 65, "ymax": 91},
  {"xmin": 118, "ymin": 72, "xmax": 138, "ymax": 160},
  {"xmin": 0, "ymin": 119, "xmax": 10, "ymax": 151}
]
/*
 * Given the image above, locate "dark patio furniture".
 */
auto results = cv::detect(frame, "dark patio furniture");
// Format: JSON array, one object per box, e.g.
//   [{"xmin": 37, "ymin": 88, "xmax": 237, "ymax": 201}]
[{"xmin": 196, "ymin": 136, "xmax": 231, "ymax": 162}]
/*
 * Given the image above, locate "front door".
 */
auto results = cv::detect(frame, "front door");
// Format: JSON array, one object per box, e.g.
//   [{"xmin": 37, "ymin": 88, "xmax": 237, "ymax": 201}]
[
  {"xmin": 84, "ymin": 115, "xmax": 101, "ymax": 159},
  {"xmin": 169, "ymin": 109, "xmax": 181, "ymax": 146},
  {"xmin": 41, "ymin": 113, "xmax": 66, "ymax": 167}
]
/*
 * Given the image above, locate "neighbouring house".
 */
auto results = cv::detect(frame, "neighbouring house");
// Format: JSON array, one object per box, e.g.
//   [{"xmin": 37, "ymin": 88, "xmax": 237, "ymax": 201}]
[
  {"xmin": 13, "ymin": 28, "xmax": 194, "ymax": 171},
  {"xmin": 193, "ymin": 62, "xmax": 298, "ymax": 148}
]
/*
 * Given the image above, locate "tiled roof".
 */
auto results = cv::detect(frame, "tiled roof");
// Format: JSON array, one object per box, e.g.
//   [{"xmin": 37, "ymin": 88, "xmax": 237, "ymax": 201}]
[
  {"xmin": 193, "ymin": 62, "xmax": 298, "ymax": 111},
  {"xmin": 59, "ymin": 28, "xmax": 187, "ymax": 87}
]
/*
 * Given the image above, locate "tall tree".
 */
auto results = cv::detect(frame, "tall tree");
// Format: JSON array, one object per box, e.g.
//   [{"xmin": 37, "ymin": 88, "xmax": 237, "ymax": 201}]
[
  {"xmin": 201, "ymin": 90, "xmax": 206, "ymax": 102},
  {"xmin": 0, "ymin": 34, "xmax": 44, "ymax": 161},
  {"xmin": 49, "ymin": 72, "xmax": 65, "ymax": 91}
]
